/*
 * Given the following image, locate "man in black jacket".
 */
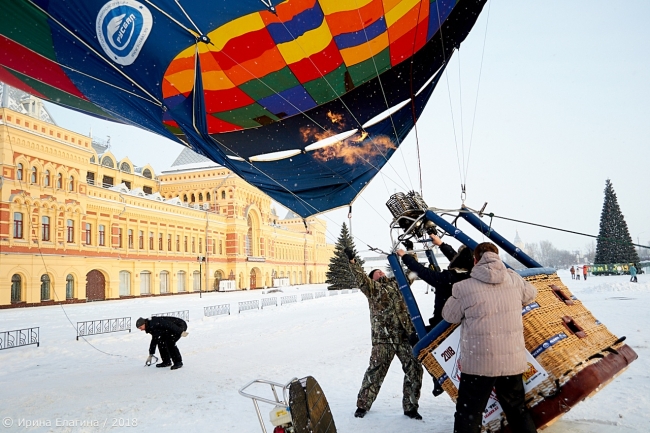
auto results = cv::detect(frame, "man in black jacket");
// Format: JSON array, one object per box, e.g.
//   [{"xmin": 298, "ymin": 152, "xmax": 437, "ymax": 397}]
[
  {"xmin": 396, "ymin": 234, "xmax": 474, "ymax": 328},
  {"xmin": 137, "ymin": 316, "xmax": 188, "ymax": 370}
]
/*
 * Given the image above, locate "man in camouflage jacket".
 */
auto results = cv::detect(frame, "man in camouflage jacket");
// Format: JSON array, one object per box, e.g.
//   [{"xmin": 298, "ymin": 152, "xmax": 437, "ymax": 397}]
[{"xmin": 345, "ymin": 248, "xmax": 423, "ymax": 420}]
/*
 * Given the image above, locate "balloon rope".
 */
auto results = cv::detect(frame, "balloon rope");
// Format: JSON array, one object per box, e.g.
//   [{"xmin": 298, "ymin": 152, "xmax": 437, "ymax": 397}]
[
  {"xmin": 141, "ymin": 0, "xmax": 200, "ymax": 38},
  {"xmin": 25, "ymin": 0, "xmax": 162, "ymax": 106}
]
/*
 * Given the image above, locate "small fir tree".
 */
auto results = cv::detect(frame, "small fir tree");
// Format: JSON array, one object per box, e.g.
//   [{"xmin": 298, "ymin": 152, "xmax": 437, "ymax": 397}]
[
  {"xmin": 594, "ymin": 179, "xmax": 639, "ymax": 264},
  {"xmin": 326, "ymin": 223, "xmax": 364, "ymax": 290}
]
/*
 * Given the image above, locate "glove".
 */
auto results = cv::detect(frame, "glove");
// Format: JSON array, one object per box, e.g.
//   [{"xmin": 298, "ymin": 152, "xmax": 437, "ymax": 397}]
[
  {"xmin": 402, "ymin": 239, "xmax": 414, "ymax": 251},
  {"xmin": 343, "ymin": 247, "xmax": 355, "ymax": 261},
  {"xmin": 145, "ymin": 354, "xmax": 153, "ymax": 366},
  {"xmin": 181, "ymin": 331, "xmax": 189, "ymax": 337}
]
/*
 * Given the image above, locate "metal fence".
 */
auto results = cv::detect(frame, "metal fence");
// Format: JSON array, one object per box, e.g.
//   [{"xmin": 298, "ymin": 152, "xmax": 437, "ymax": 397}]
[
  {"xmin": 280, "ymin": 295, "xmax": 297, "ymax": 306},
  {"xmin": 239, "ymin": 300, "xmax": 260, "ymax": 313},
  {"xmin": 341, "ymin": 289, "xmax": 349, "ymax": 294},
  {"xmin": 351, "ymin": 289, "xmax": 359, "ymax": 293},
  {"xmin": 261, "ymin": 297, "xmax": 277, "ymax": 309},
  {"xmin": 314, "ymin": 291, "xmax": 327, "ymax": 299},
  {"xmin": 77, "ymin": 317, "xmax": 131, "ymax": 340},
  {"xmin": 301, "ymin": 293, "xmax": 314, "ymax": 301},
  {"xmin": 152, "ymin": 310, "xmax": 190, "ymax": 322},
  {"xmin": 0, "ymin": 327, "xmax": 40, "ymax": 350},
  {"xmin": 329, "ymin": 290, "xmax": 339, "ymax": 296},
  {"xmin": 204, "ymin": 304, "xmax": 231, "ymax": 317}
]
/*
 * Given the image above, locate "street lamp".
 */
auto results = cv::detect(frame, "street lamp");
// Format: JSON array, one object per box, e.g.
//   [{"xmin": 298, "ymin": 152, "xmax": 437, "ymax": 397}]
[{"xmin": 197, "ymin": 256, "xmax": 206, "ymax": 298}]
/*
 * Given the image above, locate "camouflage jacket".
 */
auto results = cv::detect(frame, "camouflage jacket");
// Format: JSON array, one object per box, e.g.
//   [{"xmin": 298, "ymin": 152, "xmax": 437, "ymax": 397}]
[{"xmin": 349, "ymin": 262, "xmax": 415, "ymax": 344}]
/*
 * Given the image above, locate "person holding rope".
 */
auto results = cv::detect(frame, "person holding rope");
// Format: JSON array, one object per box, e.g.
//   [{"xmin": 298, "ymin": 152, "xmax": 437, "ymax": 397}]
[
  {"xmin": 442, "ymin": 242, "xmax": 537, "ymax": 433},
  {"xmin": 345, "ymin": 248, "xmax": 423, "ymax": 421}
]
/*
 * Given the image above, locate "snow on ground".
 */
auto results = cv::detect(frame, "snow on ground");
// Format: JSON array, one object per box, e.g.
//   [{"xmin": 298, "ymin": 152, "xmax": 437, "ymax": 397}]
[{"xmin": 0, "ymin": 271, "xmax": 647, "ymax": 432}]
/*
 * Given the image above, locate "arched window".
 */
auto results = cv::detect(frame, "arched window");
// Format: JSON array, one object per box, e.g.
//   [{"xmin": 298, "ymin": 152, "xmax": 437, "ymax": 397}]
[
  {"xmin": 193, "ymin": 270, "xmax": 201, "ymax": 292},
  {"xmin": 206, "ymin": 192, "xmax": 211, "ymax": 201},
  {"xmin": 13, "ymin": 213, "xmax": 23, "ymax": 239},
  {"xmin": 44, "ymin": 170, "xmax": 50, "ymax": 187},
  {"xmin": 69, "ymin": 176, "xmax": 75, "ymax": 192},
  {"xmin": 160, "ymin": 271, "xmax": 169, "ymax": 294},
  {"xmin": 90, "ymin": 156, "xmax": 96, "ymax": 163},
  {"xmin": 140, "ymin": 271, "xmax": 151, "ymax": 294},
  {"xmin": 119, "ymin": 271, "xmax": 131, "ymax": 296},
  {"xmin": 67, "ymin": 219, "xmax": 74, "ymax": 243},
  {"xmin": 183, "ymin": 194, "xmax": 188, "ymax": 202},
  {"xmin": 56, "ymin": 173, "xmax": 62, "ymax": 189},
  {"xmin": 17, "ymin": 163, "xmax": 23, "ymax": 180},
  {"xmin": 31, "ymin": 167, "xmax": 38, "ymax": 184},
  {"xmin": 101, "ymin": 157, "xmax": 114, "ymax": 168},
  {"xmin": 143, "ymin": 168, "xmax": 152, "ymax": 179},
  {"xmin": 177, "ymin": 271, "xmax": 186, "ymax": 292},
  {"xmin": 41, "ymin": 216, "xmax": 50, "ymax": 241},
  {"xmin": 198, "ymin": 193, "xmax": 203, "ymax": 202},
  {"xmin": 40, "ymin": 274, "xmax": 51, "ymax": 301},
  {"xmin": 245, "ymin": 215, "xmax": 253, "ymax": 256},
  {"xmin": 221, "ymin": 190, "xmax": 226, "ymax": 200},
  {"xmin": 120, "ymin": 162, "xmax": 131, "ymax": 173},
  {"xmin": 66, "ymin": 274, "xmax": 74, "ymax": 299},
  {"xmin": 11, "ymin": 274, "xmax": 22, "ymax": 303},
  {"xmin": 191, "ymin": 193, "xmax": 196, "ymax": 203}
]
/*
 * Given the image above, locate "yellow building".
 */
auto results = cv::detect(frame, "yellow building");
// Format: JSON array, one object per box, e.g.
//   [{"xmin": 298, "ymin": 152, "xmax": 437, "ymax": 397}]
[{"xmin": 0, "ymin": 90, "xmax": 334, "ymax": 308}]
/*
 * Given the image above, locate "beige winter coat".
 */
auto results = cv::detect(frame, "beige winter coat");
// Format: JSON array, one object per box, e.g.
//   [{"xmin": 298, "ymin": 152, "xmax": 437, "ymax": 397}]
[{"xmin": 442, "ymin": 252, "xmax": 537, "ymax": 376}]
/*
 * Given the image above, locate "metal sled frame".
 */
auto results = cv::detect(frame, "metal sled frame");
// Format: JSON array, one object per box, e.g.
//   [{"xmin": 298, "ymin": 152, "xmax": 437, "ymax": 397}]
[{"xmin": 239, "ymin": 378, "xmax": 296, "ymax": 433}]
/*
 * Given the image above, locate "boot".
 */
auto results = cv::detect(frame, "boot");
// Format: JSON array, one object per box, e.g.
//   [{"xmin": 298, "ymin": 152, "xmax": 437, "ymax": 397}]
[
  {"xmin": 354, "ymin": 408, "xmax": 367, "ymax": 418},
  {"xmin": 156, "ymin": 361, "xmax": 172, "ymax": 368},
  {"xmin": 404, "ymin": 409, "xmax": 422, "ymax": 420},
  {"xmin": 171, "ymin": 362, "xmax": 183, "ymax": 370}
]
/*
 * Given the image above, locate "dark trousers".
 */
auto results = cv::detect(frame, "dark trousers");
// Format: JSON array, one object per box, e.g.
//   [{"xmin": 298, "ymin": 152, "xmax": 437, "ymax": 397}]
[
  {"xmin": 158, "ymin": 335, "xmax": 182, "ymax": 364},
  {"xmin": 453, "ymin": 373, "xmax": 537, "ymax": 433}
]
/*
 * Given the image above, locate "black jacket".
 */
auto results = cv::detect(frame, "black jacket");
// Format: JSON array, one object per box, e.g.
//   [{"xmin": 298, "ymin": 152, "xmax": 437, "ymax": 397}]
[
  {"xmin": 401, "ymin": 243, "xmax": 471, "ymax": 326},
  {"xmin": 145, "ymin": 317, "xmax": 187, "ymax": 355}
]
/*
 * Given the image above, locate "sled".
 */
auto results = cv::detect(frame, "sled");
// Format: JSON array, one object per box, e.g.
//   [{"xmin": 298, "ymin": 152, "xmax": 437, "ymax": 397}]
[
  {"xmin": 385, "ymin": 192, "xmax": 638, "ymax": 432},
  {"xmin": 239, "ymin": 376, "xmax": 336, "ymax": 433}
]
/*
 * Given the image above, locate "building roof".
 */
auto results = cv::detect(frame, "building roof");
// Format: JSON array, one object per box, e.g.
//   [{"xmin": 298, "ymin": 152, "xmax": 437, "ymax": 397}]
[{"xmin": 171, "ymin": 147, "xmax": 217, "ymax": 167}]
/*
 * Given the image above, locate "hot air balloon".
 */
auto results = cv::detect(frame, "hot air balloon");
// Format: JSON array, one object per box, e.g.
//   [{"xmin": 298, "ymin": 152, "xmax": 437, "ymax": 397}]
[{"xmin": 0, "ymin": 0, "xmax": 486, "ymax": 216}]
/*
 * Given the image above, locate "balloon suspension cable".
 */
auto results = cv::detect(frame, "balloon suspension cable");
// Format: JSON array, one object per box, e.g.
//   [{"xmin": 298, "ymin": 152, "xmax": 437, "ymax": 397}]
[
  {"xmin": 348, "ymin": 205, "xmax": 353, "ymax": 237},
  {"xmin": 460, "ymin": 183, "xmax": 466, "ymax": 205}
]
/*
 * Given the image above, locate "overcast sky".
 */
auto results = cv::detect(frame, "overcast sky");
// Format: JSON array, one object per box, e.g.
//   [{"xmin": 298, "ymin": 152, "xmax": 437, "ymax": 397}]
[{"xmin": 44, "ymin": 0, "xmax": 650, "ymax": 255}]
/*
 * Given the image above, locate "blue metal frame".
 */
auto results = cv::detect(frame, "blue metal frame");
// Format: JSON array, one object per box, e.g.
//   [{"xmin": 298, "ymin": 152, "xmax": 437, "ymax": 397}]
[{"xmin": 387, "ymin": 254, "xmax": 427, "ymax": 339}]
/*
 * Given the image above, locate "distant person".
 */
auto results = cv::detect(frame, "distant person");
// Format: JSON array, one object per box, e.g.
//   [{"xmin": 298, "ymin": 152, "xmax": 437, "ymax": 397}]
[
  {"xmin": 443, "ymin": 242, "xmax": 538, "ymax": 433},
  {"xmin": 570, "ymin": 266, "xmax": 575, "ymax": 279},
  {"xmin": 630, "ymin": 264, "xmax": 638, "ymax": 283},
  {"xmin": 137, "ymin": 316, "xmax": 188, "ymax": 370},
  {"xmin": 582, "ymin": 265, "xmax": 588, "ymax": 281},
  {"xmin": 576, "ymin": 266, "xmax": 581, "ymax": 280},
  {"xmin": 345, "ymin": 248, "xmax": 423, "ymax": 421}
]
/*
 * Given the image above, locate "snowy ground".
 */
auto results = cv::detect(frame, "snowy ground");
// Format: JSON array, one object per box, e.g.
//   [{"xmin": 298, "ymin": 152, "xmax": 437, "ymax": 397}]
[{"xmin": 0, "ymin": 270, "xmax": 647, "ymax": 433}]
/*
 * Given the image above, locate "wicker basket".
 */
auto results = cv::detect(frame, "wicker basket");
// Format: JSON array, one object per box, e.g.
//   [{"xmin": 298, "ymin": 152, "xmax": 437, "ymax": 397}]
[{"xmin": 417, "ymin": 271, "xmax": 637, "ymax": 432}]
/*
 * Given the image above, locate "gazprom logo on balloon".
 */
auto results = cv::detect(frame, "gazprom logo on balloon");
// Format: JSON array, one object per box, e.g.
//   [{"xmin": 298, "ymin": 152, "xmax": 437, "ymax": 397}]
[{"xmin": 96, "ymin": 0, "xmax": 152, "ymax": 66}]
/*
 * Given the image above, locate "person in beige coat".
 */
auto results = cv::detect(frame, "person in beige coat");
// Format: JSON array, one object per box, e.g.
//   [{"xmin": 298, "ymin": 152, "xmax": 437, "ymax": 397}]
[{"xmin": 442, "ymin": 242, "xmax": 538, "ymax": 433}]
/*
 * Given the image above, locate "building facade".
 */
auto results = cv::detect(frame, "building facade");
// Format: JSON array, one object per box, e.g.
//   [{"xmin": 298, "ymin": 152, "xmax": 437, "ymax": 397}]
[{"xmin": 0, "ymin": 101, "xmax": 334, "ymax": 308}]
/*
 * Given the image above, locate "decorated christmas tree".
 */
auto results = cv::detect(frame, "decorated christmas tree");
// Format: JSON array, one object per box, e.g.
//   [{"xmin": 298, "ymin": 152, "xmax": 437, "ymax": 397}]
[
  {"xmin": 594, "ymin": 179, "xmax": 639, "ymax": 264},
  {"xmin": 326, "ymin": 223, "xmax": 364, "ymax": 290}
]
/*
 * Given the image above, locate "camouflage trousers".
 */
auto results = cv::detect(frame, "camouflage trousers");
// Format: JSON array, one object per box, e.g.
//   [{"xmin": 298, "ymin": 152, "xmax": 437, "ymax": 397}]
[{"xmin": 356, "ymin": 341, "xmax": 423, "ymax": 412}]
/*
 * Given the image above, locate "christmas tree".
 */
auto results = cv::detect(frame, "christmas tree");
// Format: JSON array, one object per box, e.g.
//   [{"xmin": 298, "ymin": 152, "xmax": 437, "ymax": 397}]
[
  {"xmin": 326, "ymin": 223, "xmax": 364, "ymax": 290},
  {"xmin": 594, "ymin": 179, "xmax": 639, "ymax": 264}
]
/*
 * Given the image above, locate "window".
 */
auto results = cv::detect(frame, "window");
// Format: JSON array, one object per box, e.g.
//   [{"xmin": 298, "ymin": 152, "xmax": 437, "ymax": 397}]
[
  {"xmin": 246, "ymin": 215, "xmax": 253, "ymax": 256},
  {"xmin": 120, "ymin": 162, "xmax": 131, "ymax": 173},
  {"xmin": 221, "ymin": 191, "xmax": 226, "ymax": 200},
  {"xmin": 212, "ymin": 239, "xmax": 216, "ymax": 255},
  {"xmin": 139, "ymin": 231, "xmax": 144, "ymax": 249},
  {"xmin": 149, "ymin": 232, "xmax": 154, "ymax": 250},
  {"xmin": 40, "ymin": 274, "xmax": 51, "ymax": 301},
  {"xmin": 199, "ymin": 193, "xmax": 203, "ymax": 202},
  {"xmin": 176, "ymin": 235, "xmax": 180, "ymax": 252},
  {"xmin": 122, "ymin": 180, "xmax": 132, "ymax": 189},
  {"xmin": 143, "ymin": 186, "xmax": 152, "ymax": 194},
  {"xmin": 13, "ymin": 213, "xmax": 23, "ymax": 239},
  {"xmin": 119, "ymin": 271, "xmax": 131, "ymax": 296},
  {"xmin": 192, "ymin": 237, "xmax": 195, "ymax": 253},
  {"xmin": 101, "ymin": 156, "xmax": 114, "ymax": 168},
  {"xmin": 158, "ymin": 233, "xmax": 163, "ymax": 250},
  {"xmin": 17, "ymin": 163, "xmax": 23, "ymax": 180},
  {"xmin": 206, "ymin": 192, "xmax": 211, "ymax": 201},
  {"xmin": 118, "ymin": 228, "xmax": 123, "ymax": 248},
  {"xmin": 183, "ymin": 194, "xmax": 188, "ymax": 202},
  {"xmin": 85, "ymin": 223, "xmax": 91, "ymax": 245},
  {"xmin": 193, "ymin": 270, "xmax": 201, "ymax": 292},
  {"xmin": 44, "ymin": 170, "xmax": 50, "ymax": 187},
  {"xmin": 102, "ymin": 175, "xmax": 113, "ymax": 188},
  {"xmin": 191, "ymin": 194, "xmax": 196, "ymax": 203},
  {"xmin": 142, "ymin": 168, "xmax": 152, "ymax": 179},
  {"xmin": 69, "ymin": 176, "xmax": 74, "ymax": 191},
  {"xmin": 31, "ymin": 167, "xmax": 38, "ymax": 184},
  {"xmin": 11, "ymin": 274, "xmax": 22, "ymax": 302},
  {"xmin": 41, "ymin": 216, "xmax": 50, "ymax": 241},
  {"xmin": 99, "ymin": 225, "xmax": 106, "ymax": 246},
  {"xmin": 67, "ymin": 219, "xmax": 74, "ymax": 243},
  {"xmin": 184, "ymin": 236, "xmax": 188, "ymax": 252},
  {"xmin": 219, "ymin": 240, "xmax": 223, "ymax": 255},
  {"xmin": 199, "ymin": 238, "xmax": 203, "ymax": 254},
  {"xmin": 87, "ymin": 172, "xmax": 95, "ymax": 185},
  {"xmin": 167, "ymin": 234, "xmax": 172, "ymax": 251},
  {"xmin": 177, "ymin": 271, "xmax": 186, "ymax": 292},
  {"xmin": 90, "ymin": 156, "xmax": 96, "ymax": 164},
  {"xmin": 160, "ymin": 271, "xmax": 169, "ymax": 294},
  {"xmin": 140, "ymin": 271, "xmax": 151, "ymax": 294},
  {"xmin": 66, "ymin": 274, "xmax": 74, "ymax": 299},
  {"xmin": 128, "ymin": 229, "xmax": 134, "ymax": 248},
  {"xmin": 56, "ymin": 173, "xmax": 62, "ymax": 189}
]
